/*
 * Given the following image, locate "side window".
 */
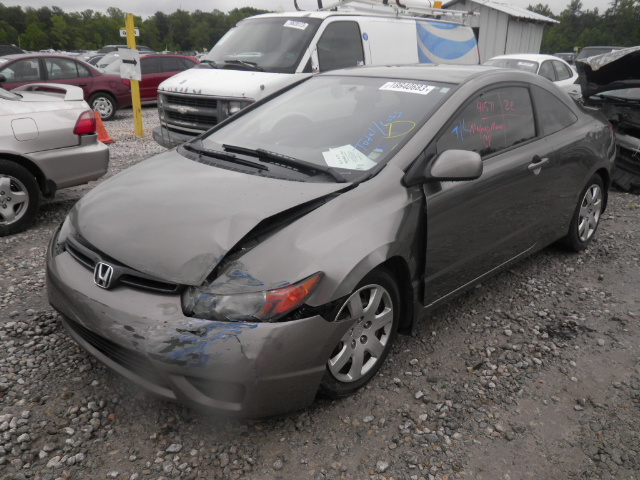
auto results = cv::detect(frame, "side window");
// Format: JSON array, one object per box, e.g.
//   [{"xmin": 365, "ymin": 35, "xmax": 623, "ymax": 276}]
[
  {"xmin": 316, "ymin": 21, "xmax": 364, "ymax": 72},
  {"xmin": 141, "ymin": 57, "xmax": 160, "ymax": 75},
  {"xmin": 3, "ymin": 59, "xmax": 43, "ymax": 82},
  {"xmin": 159, "ymin": 57, "xmax": 181, "ymax": 72},
  {"xmin": 436, "ymin": 86, "xmax": 536, "ymax": 157},
  {"xmin": 77, "ymin": 62, "xmax": 92, "ymax": 78},
  {"xmin": 178, "ymin": 58, "xmax": 197, "ymax": 69},
  {"xmin": 538, "ymin": 61, "xmax": 556, "ymax": 81},
  {"xmin": 45, "ymin": 58, "xmax": 79, "ymax": 80},
  {"xmin": 552, "ymin": 60, "xmax": 572, "ymax": 81},
  {"xmin": 531, "ymin": 85, "xmax": 578, "ymax": 136}
]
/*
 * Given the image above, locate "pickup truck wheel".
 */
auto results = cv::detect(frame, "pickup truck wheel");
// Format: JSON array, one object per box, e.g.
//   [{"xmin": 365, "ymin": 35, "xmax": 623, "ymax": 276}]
[
  {"xmin": 0, "ymin": 160, "xmax": 40, "ymax": 237},
  {"xmin": 89, "ymin": 93, "xmax": 117, "ymax": 121}
]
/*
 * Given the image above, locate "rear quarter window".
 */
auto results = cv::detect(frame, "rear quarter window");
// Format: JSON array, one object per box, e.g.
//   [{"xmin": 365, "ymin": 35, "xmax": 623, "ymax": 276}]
[{"xmin": 531, "ymin": 85, "xmax": 578, "ymax": 136}]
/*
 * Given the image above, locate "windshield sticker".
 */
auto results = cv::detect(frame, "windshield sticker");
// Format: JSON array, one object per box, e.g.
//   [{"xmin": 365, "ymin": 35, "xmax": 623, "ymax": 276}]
[
  {"xmin": 517, "ymin": 61, "xmax": 536, "ymax": 67},
  {"xmin": 380, "ymin": 82, "xmax": 435, "ymax": 95},
  {"xmin": 355, "ymin": 111, "xmax": 416, "ymax": 153},
  {"xmin": 284, "ymin": 20, "xmax": 309, "ymax": 30},
  {"xmin": 323, "ymin": 145, "xmax": 377, "ymax": 171}
]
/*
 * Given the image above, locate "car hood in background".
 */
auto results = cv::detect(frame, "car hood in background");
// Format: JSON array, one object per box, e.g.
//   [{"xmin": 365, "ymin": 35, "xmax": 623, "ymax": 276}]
[
  {"xmin": 158, "ymin": 68, "xmax": 309, "ymax": 102},
  {"xmin": 577, "ymin": 46, "xmax": 640, "ymax": 97},
  {"xmin": 68, "ymin": 151, "xmax": 346, "ymax": 286}
]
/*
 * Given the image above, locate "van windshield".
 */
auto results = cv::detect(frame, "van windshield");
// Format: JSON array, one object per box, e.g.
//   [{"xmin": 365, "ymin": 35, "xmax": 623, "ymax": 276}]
[
  {"xmin": 198, "ymin": 75, "xmax": 455, "ymax": 182},
  {"xmin": 204, "ymin": 17, "xmax": 322, "ymax": 74}
]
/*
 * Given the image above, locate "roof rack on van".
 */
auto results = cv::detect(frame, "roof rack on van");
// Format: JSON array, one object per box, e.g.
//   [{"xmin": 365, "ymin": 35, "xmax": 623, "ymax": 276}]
[{"xmin": 297, "ymin": 0, "xmax": 475, "ymax": 22}]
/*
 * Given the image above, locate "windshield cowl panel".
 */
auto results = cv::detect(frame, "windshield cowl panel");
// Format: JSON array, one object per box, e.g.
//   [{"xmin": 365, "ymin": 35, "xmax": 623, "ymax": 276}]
[
  {"xmin": 205, "ymin": 17, "xmax": 322, "ymax": 74},
  {"xmin": 199, "ymin": 75, "xmax": 455, "ymax": 183}
]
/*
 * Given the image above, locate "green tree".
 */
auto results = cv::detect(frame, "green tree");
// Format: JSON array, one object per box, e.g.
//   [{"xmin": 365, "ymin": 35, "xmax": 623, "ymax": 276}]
[
  {"xmin": 21, "ymin": 22, "xmax": 48, "ymax": 50},
  {"xmin": 50, "ymin": 15, "xmax": 71, "ymax": 50}
]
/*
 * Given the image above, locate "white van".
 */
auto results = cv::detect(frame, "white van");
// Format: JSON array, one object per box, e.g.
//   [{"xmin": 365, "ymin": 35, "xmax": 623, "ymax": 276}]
[{"xmin": 153, "ymin": 2, "xmax": 479, "ymax": 148}]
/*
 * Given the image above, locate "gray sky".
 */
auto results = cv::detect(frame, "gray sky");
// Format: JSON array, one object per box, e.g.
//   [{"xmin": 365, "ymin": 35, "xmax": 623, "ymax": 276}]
[{"xmin": 2, "ymin": 0, "xmax": 610, "ymax": 19}]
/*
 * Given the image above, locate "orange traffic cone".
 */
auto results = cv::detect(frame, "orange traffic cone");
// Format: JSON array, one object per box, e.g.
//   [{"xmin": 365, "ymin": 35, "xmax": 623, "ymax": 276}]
[{"xmin": 94, "ymin": 111, "xmax": 114, "ymax": 144}]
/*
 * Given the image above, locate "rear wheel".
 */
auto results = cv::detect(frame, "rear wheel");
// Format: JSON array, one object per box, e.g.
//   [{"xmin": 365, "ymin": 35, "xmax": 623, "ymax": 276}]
[
  {"xmin": 89, "ymin": 93, "xmax": 117, "ymax": 121},
  {"xmin": 564, "ymin": 174, "xmax": 604, "ymax": 251},
  {"xmin": 320, "ymin": 268, "xmax": 400, "ymax": 398},
  {"xmin": 0, "ymin": 160, "xmax": 40, "ymax": 237}
]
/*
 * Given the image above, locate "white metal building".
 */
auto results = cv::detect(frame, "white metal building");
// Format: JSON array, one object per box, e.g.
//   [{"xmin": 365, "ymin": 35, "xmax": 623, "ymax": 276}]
[{"xmin": 443, "ymin": 0, "xmax": 558, "ymax": 62}]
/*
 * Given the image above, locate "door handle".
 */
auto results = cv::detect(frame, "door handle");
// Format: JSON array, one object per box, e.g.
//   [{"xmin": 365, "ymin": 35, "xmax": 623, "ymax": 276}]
[{"xmin": 528, "ymin": 156, "xmax": 549, "ymax": 173}]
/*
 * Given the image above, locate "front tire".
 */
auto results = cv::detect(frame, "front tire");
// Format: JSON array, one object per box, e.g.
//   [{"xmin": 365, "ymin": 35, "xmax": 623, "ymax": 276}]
[
  {"xmin": 320, "ymin": 268, "xmax": 400, "ymax": 398},
  {"xmin": 564, "ymin": 174, "xmax": 604, "ymax": 252},
  {"xmin": 89, "ymin": 93, "xmax": 117, "ymax": 121},
  {"xmin": 0, "ymin": 160, "xmax": 40, "ymax": 237}
]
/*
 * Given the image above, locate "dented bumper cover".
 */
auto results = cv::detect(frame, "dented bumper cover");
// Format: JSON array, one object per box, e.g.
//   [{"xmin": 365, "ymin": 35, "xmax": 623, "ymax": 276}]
[{"xmin": 46, "ymin": 234, "xmax": 351, "ymax": 418}]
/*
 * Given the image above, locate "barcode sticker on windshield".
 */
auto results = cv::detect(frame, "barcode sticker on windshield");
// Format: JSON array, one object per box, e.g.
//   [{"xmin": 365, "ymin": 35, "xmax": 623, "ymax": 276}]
[
  {"xmin": 284, "ymin": 20, "xmax": 309, "ymax": 30},
  {"xmin": 323, "ymin": 145, "xmax": 377, "ymax": 171},
  {"xmin": 380, "ymin": 82, "xmax": 434, "ymax": 95}
]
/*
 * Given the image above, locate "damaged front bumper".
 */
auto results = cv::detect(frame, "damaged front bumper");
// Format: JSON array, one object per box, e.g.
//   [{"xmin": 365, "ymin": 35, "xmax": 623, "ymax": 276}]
[{"xmin": 46, "ymin": 237, "xmax": 352, "ymax": 418}]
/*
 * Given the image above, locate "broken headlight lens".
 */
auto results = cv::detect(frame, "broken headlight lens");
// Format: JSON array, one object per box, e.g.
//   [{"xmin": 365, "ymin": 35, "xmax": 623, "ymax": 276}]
[{"xmin": 182, "ymin": 272, "xmax": 323, "ymax": 322}]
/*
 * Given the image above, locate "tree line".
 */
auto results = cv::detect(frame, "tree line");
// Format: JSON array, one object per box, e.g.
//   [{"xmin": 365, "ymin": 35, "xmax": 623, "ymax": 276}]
[
  {"xmin": 0, "ymin": 5, "xmax": 267, "ymax": 52},
  {"xmin": 1, "ymin": 1, "xmax": 639, "ymax": 54},
  {"xmin": 529, "ymin": 0, "xmax": 640, "ymax": 53}
]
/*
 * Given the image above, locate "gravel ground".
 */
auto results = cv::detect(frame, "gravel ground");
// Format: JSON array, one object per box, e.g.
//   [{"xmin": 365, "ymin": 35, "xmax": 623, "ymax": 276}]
[{"xmin": 1, "ymin": 108, "xmax": 639, "ymax": 480}]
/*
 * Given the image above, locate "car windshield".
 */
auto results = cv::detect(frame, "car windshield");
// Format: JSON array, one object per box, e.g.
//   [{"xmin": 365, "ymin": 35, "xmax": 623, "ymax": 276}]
[
  {"xmin": 203, "ymin": 17, "xmax": 322, "ymax": 73},
  {"xmin": 0, "ymin": 87, "xmax": 20, "ymax": 100},
  {"xmin": 483, "ymin": 58, "xmax": 539, "ymax": 74},
  {"xmin": 198, "ymin": 75, "xmax": 454, "ymax": 182}
]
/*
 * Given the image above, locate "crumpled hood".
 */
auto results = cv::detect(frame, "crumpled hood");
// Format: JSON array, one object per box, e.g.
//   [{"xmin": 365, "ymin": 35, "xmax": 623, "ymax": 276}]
[
  {"xmin": 69, "ymin": 151, "xmax": 345, "ymax": 285},
  {"xmin": 577, "ymin": 46, "xmax": 640, "ymax": 97},
  {"xmin": 158, "ymin": 68, "xmax": 308, "ymax": 102}
]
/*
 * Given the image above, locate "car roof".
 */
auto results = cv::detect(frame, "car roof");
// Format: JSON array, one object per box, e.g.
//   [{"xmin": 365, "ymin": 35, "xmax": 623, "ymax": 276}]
[
  {"xmin": 320, "ymin": 64, "xmax": 522, "ymax": 86},
  {"xmin": 487, "ymin": 53, "xmax": 562, "ymax": 62},
  {"xmin": 246, "ymin": 10, "xmax": 467, "ymax": 25}
]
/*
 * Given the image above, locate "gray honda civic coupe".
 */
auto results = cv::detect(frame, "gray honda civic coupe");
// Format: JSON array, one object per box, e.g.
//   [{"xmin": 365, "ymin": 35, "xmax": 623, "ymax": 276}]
[{"xmin": 46, "ymin": 64, "xmax": 615, "ymax": 417}]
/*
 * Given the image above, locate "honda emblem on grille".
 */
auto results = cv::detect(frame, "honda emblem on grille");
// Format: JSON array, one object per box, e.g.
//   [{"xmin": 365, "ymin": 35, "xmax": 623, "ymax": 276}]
[{"xmin": 94, "ymin": 262, "xmax": 114, "ymax": 289}]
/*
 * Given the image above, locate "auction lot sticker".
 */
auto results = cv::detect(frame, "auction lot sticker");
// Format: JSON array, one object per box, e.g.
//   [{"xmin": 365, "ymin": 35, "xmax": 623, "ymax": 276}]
[{"xmin": 380, "ymin": 82, "xmax": 435, "ymax": 95}]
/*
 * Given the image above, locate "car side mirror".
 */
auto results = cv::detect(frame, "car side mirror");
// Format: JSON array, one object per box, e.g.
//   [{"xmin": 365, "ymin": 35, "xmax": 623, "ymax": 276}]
[{"xmin": 426, "ymin": 150, "xmax": 483, "ymax": 181}]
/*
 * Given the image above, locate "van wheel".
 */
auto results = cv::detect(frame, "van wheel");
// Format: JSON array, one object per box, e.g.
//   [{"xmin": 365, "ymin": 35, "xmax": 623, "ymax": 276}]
[
  {"xmin": 563, "ymin": 174, "xmax": 604, "ymax": 252},
  {"xmin": 89, "ymin": 93, "xmax": 117, "ymax": 121},
  {"xmin": 0, "ymin": 160, "xmax": 40, "ymax": 237},
  {"xmin": 320, "ymin": 268, "xmax": 400, "ymax": 398}
]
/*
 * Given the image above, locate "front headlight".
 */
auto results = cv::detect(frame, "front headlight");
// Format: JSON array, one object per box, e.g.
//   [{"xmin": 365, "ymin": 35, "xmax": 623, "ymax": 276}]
[
  {"xmin": 224, "ymin": 100, "xmax": 252, "ymax": 117},
  {"xmin": 182, "ymin": 272, "xmax": 323, "ymax": 323}
]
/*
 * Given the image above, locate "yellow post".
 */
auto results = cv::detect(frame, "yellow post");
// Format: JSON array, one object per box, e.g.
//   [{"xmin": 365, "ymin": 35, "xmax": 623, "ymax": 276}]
[{"xmin": 126, "ymin": 13, "xmax": 143, "ymax": 138}]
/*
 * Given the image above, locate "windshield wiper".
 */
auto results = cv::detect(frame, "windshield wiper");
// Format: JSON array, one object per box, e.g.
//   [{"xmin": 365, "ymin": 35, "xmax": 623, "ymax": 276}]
[
  {"xmin": 223, "ymin": 59, "xmax": 264, "ymax": 72},
  {"xmin": 183, "ymin": 140, "xmax": 268, "ymax": 171},
  {"xmin": 198, "ymin": 59, "xmax": 219, "ymax": 68},
  {"xmin": 222, "ymin": 144, "xmax": 347, "ymax": 183}
]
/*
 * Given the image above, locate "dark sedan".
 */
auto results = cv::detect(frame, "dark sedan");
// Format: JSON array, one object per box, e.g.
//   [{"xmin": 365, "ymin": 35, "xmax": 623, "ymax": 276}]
[
  {"xmin": 46, "ymin": 64, "xmax": 615, "ymax": 417},
  {"xmin": 0, "ymin": 53, "xmax": 132, "ymax": 120}
]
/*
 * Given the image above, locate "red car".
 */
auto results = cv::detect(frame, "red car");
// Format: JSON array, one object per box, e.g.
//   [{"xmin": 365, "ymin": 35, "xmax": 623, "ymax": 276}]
[
  {"xmin": 0, "ymin": 53, "xmax": 131, "ymax": 120},
  {"xmin": 100, "ymin": 53, "xmax": 199, "ymax": 102}
]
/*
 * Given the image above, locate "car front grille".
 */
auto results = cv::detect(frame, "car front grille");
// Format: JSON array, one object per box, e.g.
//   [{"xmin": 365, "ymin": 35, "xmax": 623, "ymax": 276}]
[
  {"xmin": 165, "ymin": 94, "xmax": 218, "ymax": 109},
  {"xmin": 64, "ymin": 235, "xmax": 181, "ymax": 294}
]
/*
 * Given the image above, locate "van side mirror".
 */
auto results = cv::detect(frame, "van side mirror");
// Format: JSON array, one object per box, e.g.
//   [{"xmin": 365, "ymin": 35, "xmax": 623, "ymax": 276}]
[{"xmin": 426, "ymin": 150, "xmax": 482, "ymax": 181}]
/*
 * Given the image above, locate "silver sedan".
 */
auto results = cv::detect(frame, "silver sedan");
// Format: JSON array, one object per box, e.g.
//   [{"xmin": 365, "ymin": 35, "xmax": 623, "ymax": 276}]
[
  {"xmin": 46, "ymin": 65, "xmax": 615, "ymax": 417},
  {"xmin": 1, "ymin": 83, "xmax": 109, "ymax": 236}
]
